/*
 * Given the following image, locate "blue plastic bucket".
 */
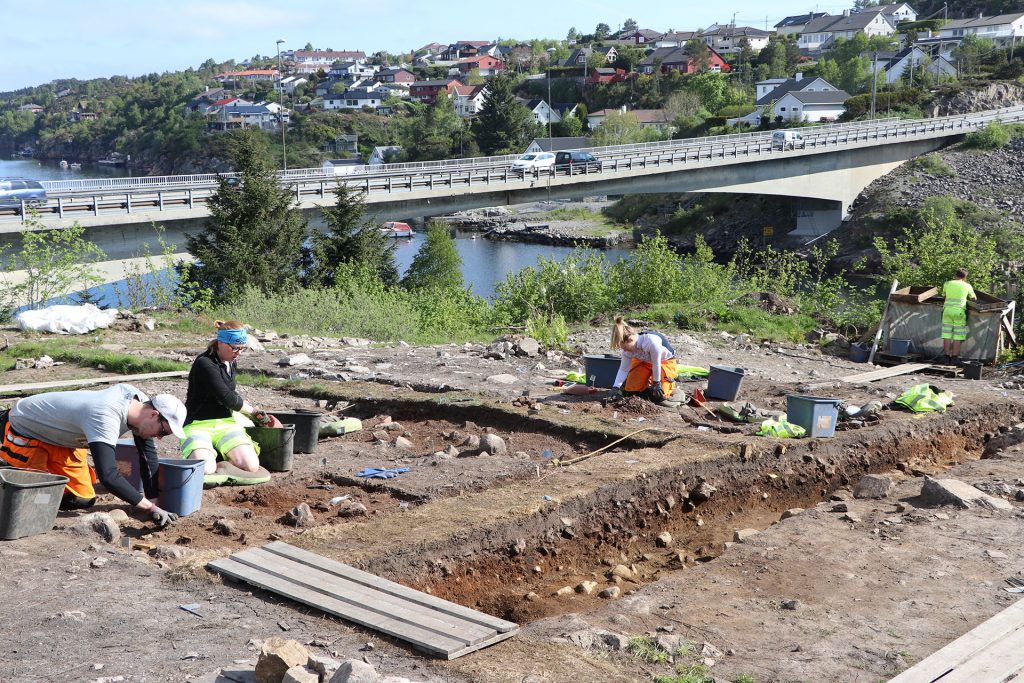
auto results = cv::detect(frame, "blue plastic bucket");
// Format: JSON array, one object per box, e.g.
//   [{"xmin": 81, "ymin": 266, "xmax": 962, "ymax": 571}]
[
  {"xmin": 889, "ymin": 338, "xmax": 914, "ymax": 356},
  {"xmin": 787, "ymin": 395, "xmax": 842, "ymax": 438},
  {"xmin": 583, "ymin": 354, "xmax": 622, "ymax": 389},
  {"xmin": 706, "ymin": 365, "xmax": 746, "ymax": 401},
  {"xmin": 849, "ymin": 342, "xmax": 870, "ymax": 363},
  {"xmin": 158, "ymin": 459, "xmax": 205, "ymax": 516}
]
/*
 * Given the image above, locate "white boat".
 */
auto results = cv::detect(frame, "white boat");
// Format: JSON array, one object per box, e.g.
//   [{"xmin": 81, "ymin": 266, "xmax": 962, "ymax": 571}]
[
  {"xmin": 380, "ymin": 221, "xmax": 413, "ymax": 238},
  {"xmin": 69, "ymin": 162, "xmax": 82, "ymax": 170},
  {"xmin": 59, "ymin": 160, "xmax": 68, "ymax": 169}
]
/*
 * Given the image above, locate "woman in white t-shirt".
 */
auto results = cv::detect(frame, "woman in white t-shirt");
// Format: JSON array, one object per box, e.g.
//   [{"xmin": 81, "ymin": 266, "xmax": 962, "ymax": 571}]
[{"xmin": 609, "ymin": 316, "xmax": 678, "ymax": 403}]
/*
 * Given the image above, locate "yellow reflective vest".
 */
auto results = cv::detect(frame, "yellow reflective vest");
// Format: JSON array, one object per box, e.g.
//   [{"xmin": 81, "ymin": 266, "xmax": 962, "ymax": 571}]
[{"xmin": 894, "ymin": 383, "xmax": 955, "ymax": 413}]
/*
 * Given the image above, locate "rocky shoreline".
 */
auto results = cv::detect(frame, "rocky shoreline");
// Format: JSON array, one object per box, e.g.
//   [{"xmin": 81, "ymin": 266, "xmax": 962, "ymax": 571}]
[{"xmin": 445, "ymin": 206, "xmax": 635, "ymax": 249}]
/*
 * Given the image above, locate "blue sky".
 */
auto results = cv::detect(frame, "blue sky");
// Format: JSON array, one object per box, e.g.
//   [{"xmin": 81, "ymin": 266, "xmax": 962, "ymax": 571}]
[{"xmin": 1, "ymin": 0, "xmax": 860, "ymax": 91}]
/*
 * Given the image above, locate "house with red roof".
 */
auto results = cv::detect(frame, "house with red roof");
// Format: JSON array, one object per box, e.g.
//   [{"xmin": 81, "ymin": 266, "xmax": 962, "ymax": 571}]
[
  {"xmin": 410, "ymin": 78, "xmax": 463, "ymax": 104},
  {"xmin": 456, "ymin": 55, "xmax": 505, "ymax": 76}
]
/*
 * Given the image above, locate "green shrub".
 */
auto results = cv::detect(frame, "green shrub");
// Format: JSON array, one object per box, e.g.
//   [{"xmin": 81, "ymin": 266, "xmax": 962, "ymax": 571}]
[
  {"xmin": 908, "ymin": 153, "xmax": 955, "ymax": 177},
  {"xmin": 964, "ymin": 121, "xmax": 1011, "ymax": 149},
  {"xmin": 627, "ymin": 636, "xmax": 669, "ymax": 664},
  {"xmin": 493, "ymin": 248, "xmax": 614, "ymax": 324},
  {"xmin": 525, "ymin": 313, "xmax": 569, "ymax": 348},
  {"xmin": 611, "ymin": 233, "xmax": 683, "ymax": 306},
  {"xmin": 604, "ymin": 194, "xmax": 668, "ymax": 222}
]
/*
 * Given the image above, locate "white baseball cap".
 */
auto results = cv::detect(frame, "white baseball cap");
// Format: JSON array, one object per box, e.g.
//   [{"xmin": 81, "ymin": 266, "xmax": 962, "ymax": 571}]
[{"xmin": 151, "ymin": 394, "xmax": 187, "ymax": 439}]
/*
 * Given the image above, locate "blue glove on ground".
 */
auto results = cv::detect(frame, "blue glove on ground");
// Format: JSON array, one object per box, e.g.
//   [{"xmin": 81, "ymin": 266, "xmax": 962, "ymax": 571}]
[{"xmin": 356, "ymin": 467, "xmax": 410, "ymax": 479}]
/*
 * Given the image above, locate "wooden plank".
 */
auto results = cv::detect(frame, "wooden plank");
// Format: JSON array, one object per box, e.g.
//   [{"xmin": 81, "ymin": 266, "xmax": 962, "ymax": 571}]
[
  {"xmin": 940, "ymin": 627, "xmax": 1024, "ymax": 681},
  {"xmin": 0, "ymin": 370, "xmax": 188, "ymax": 395},
  {"xmin": 230, "ymin": 547, "xmax": 495, "ymax": 645},
  {"xmin": 264, "ymin": 541, "xmax": 517, "ymax": 633},
  {"xmin": 841, "ymin": 363, "xmax": 932, "ymax": 384},
  {"xmin": 888, "ymin": 599, "xmax": 1024, "ymax": 683},
  {"xmin": 209, "ymin": 556, "xmax": 469, "ymax": 658}
]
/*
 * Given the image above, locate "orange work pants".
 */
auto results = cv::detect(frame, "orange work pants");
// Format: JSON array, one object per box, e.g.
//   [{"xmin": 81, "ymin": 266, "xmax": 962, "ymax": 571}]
[
  {"xmin": 2, "ymin": 421, "xmax": 96, "ymax": 500},
  {"xmin": 622, "ymin": 358, "xmax": 678, "ymax": 397}
]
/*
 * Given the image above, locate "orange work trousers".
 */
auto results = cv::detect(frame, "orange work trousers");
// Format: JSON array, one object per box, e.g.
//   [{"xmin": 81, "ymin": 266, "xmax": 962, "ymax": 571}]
[
  {"xmin": 622, "ymin": 358, "xmax": 678, "ymax": 397},
  {"xmin": 1, "ymin": 421, "xmax": 97, "ymax": 500}
]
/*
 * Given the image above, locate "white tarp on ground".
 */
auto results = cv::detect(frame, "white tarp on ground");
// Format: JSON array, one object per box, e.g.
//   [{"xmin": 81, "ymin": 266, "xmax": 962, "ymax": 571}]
[
  {"xmin": 16, "ymin": 304, "xmax": 119, "ymax": 335},
  {"xmin": 886, "ymin": 299, "xmax": 1012, "ymax": 362}
]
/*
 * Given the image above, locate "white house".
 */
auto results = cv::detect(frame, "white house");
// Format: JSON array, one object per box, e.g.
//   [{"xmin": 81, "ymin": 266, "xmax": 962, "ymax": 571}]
[
  {"xmin": 322, "ymin": 158, "xmax": 365, "ymax": 175},
  {"xmin": 872, "ymin": 47, "xmax": 957, "ymax": 84},
  {"xmin": 525, "ymin": 137, "xmax": 591, "ymax": 154},
  {"xmin": 276, "ymin": 76, "xmax": 308, "ymax": 95},
  {"xmin": 937, "ymin": 12, "xmax": 1024, "ymax": 49},
  {"xmin": 453, "ymin": 83, "xmax": 488, "ymax": 118},
  {"xmin": 322, "ymin": 87, "xmax": 384, "ymax": 111},
  {"xmin": 700, "ymin": 24, "xmax": 771, "ymax": 53},
  {"xmin": 876, "ymin": 3, "xmax": 918, "ymax": 24},
  {"xmin": 368, "ymin": 146, "xmax": 401, "ymax": 165},
  {"xmin": 756, "ymin": 78, "xmax": 788, "ymax": 101},
  {"xmin": 654, "ymin": 31, "xmax": 698, "ymax": 48},
  {"xmin": 773, "ymin": 89, "xmax": 850, "ymax": 122},
  {"xmin": 798, "ymin": 9, "xmax": 895, "ymax": 53},
  {"xmin": 774, "ymin": 12, "xmax": 829, "ymax": 37},
  {"xmin": 520, "ymin": 99, "xmax": 561, "ymax": 125},
  {"xmin": 731, "ymin": 74, "xmax": 839, "ymax": 126}
]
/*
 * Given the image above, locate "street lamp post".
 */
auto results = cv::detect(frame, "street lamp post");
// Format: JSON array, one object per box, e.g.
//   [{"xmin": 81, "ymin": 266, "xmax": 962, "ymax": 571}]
[{"xmin": 276, "ymin": 38, "xmax": 287, "ymax": 171}]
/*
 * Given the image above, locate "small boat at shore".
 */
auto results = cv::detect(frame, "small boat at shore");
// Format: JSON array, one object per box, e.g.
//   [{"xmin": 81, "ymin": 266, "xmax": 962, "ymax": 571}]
[
  {"xmin": 59, "ymin": 160, "xmax": 68, "ymax": 169},
  {"xmin": 380, "ymin": 221, "xmax": 413, "ymax": 238},
  {"xmin": 69, "ymin": 162, "xmax": 82, "ymax": 170}
]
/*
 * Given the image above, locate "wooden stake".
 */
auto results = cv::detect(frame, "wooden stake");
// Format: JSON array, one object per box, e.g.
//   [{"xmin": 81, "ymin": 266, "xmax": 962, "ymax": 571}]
[{"xmin": 868, "ymin": 279, "xmax": 899, "ymax": 365}]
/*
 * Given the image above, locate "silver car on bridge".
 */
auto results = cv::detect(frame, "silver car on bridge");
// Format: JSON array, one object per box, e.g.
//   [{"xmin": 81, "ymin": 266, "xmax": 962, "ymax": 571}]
[{"xmin": 0, "ymin": 178, "xmax": 47, "ymax": 211}]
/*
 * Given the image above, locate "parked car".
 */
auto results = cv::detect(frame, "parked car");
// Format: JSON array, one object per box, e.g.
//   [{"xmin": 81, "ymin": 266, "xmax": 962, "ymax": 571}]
[
  {"xmin": 510, "ymin": 152, "xmax": 555, "ymax": 174},
  {"xmin": 554, "ymin": 151, "xmax": 602, "ymax": 173},
  {"xmin": 772, "ymin": 130, "xmax": 805, "ymax": 150},
  {"xmin": 0, "ymin": 178, "xmax": 47, "ymax": 211}
]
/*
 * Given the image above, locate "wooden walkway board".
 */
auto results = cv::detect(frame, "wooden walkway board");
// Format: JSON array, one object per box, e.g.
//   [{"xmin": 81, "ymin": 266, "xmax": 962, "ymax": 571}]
[
  {"xmin": 208, "ymin": 541, "xmax": 518, "ymax": 660},
  {"xmin": 841, "ymin": 363, "xmax": 932, "ymax": 384},
  {"xmin": 887, "ymin": 599, "xmax": 1024, "ymax": 683},
  {"xmin": 0, "ymin": 370, "xmax": 188, "ymax": 395}
]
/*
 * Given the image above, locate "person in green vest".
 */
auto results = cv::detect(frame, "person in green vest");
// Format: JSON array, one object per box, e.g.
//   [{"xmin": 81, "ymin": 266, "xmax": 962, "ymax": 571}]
[{"xmin": 939, "ymin": 268, "xmax": 977, "ymax": 364}]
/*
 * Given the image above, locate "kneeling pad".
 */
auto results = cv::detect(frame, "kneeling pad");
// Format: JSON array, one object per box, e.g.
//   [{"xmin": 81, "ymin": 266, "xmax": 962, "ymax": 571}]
[{"xmin": 205, "ymin": 461, "xmax": 272, "ymax": 487}]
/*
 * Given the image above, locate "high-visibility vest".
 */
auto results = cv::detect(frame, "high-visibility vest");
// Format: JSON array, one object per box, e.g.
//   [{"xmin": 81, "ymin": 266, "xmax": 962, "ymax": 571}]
[
  {"xmin": 942, "ymin": 279, "xmax": 975, "ymax": 311},
  {"xmin": 756, "ymin": 417, "xmax": 806, "ymax": 438},
  {"xmin": 894, "ymin": 383, "xmax": 955, "ymax": 413}
]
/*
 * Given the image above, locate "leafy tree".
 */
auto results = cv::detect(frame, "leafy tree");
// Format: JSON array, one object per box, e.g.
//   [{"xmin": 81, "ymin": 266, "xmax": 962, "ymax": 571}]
[
  {"xmin": 613, "ymin": 45, "xmax": 646, "ymax": 72},
  {"xmin": 591, "ymin": 111, "xmax": 664, "ymax": 145},
  {"xmin": 816, "ymin": 58, "xmax": 841, "ymax": 86},
  {"xmin": 400, "ymin": 96, "xmax": 465, "ymax": 161},
  {"xmin": 304, "ymin": 184, "xmax": 398, "ymax": 288},
  {"xmin": 304, "ymin": 42, "xmax": 314, "ymax": 50},
  {"xmin": 473, "ymin": 72, "xmax": 537, "ymax": 155},
  {"xmin": 566, "ymin": 27, "xmax": 578, "ymax": 42},
  {"xmin": 554, "ymin": 111, "xmax": 584, "ymax": 137},
  {"xmin": 184, "ymin": 129, "xmax": 307, "ymax": 302},
  {"xmin": 685, "ymin": 39, "xmax": 712, "ymax": 73},
  {"xmin": 685, "ymin": 72, "xmax": 731, "ymax": 113},
  {"xmin": 402, "ymin": 221, "xmax": 463, "ymax": 291},
  {"xmin": 595, "ymin": 23, "xmax": 611, "ymax": 40},
  {"xmin": 766, "ymin": 40, "xmax": 788, "ymax": 78},
  {"xmin": 587, "ymin": 50, "xmax": 608, "ymax": 72},
  {"xmin": 955, "ymin": 34, "xmax": 996, "ymax": 78},
  {"xmin": 622, "ymin": 18, "xmax": 638, "ymax": 33}
]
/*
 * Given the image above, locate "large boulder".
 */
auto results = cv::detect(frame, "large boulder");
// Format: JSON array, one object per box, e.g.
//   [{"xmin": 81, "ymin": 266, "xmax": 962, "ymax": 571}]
[
  {"xmin": 255, "ymin": 638, "xmax": 309, "ymax": 683},
  {"xmin": 328, "ymin": 660, "xmax": 379, "ymax": 683}
]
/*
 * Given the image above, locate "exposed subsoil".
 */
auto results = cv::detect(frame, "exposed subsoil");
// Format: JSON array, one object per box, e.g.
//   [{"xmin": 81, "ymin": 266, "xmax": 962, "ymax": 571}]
[{"xmin": 3, "ymin": 322, "xmax": 1024, "ymax": 682}]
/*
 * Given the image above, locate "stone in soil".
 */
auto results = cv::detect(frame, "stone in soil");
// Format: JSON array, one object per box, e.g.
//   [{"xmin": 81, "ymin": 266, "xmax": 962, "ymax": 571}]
[{"xmin": 854, "ymin": 474, "xmax": 894, "ymax": 499}]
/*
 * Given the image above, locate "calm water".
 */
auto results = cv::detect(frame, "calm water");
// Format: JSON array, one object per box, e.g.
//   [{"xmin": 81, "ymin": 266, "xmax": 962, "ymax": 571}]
[{"xmin": 0, "ymin": 157, "xmax": 131, "ymax": 180}]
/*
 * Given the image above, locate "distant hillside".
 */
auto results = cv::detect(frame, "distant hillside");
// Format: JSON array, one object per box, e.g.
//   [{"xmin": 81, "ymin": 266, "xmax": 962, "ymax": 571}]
[{"xmin": 914, "ymin": 0, "xmax": 1024, "ymax": 18}]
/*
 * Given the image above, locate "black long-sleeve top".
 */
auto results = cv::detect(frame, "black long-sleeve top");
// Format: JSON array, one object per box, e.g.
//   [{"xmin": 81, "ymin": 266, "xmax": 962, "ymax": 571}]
[
  {"xmin": 184, "ymin": 349, "xmax": 243, "ymax": 424},
  {"xmin": 90, "ymin": 436, "xmax": 159, "ymax": 504}
]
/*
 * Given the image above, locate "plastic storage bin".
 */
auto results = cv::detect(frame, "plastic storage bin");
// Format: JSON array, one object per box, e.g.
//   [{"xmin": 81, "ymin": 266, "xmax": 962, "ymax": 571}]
[
  {"xmin": 706, "ymin": 366, "xmax": 746, "ymax": 401},
  {"xmin": 247, "ymin": 425, "xmax": 295, "ymax": 472},
  {"xmin": 158, "ymin": 459, "xmax": 205, "ymax": 517},
  {"xmin": 269, "ymin": 410, "xmax": 321, "ymax": 454},
  {"xmin": 787, "ymin": 395, "xmax": 842, "ymax": 438},
  {"xmin": 848, "ymin": 342, "xmax": 870, "ymax": 363},
  {"xmin": 0, "ymin": 469, "xmax": 70, "ymax": 540},
  {"xmin": 583, "ymin": 354, "xmax": 622, "ymax": 389},
  {"xmin": 889, "ymin": 338, "xmax": 914, "ymax": 356}
]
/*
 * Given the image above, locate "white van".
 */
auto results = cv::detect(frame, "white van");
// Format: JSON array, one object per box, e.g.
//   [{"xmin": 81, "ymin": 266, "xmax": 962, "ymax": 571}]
[{"xmin": 772, "ymin": 130, "xmax": 805, "ymax": 150}]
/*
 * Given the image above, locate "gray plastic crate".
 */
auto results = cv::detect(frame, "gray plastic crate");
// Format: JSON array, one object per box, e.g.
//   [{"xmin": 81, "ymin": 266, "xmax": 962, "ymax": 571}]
[{"xmin": 0, "ymin": 469, "xmax": 69, "ymax": 540}]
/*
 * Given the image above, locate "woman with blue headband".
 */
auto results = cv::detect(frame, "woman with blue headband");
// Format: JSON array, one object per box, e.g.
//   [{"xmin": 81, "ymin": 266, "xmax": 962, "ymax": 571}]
[{"xmin": 181, "ymin": 320, "xmax": 270, "ymax": 483}]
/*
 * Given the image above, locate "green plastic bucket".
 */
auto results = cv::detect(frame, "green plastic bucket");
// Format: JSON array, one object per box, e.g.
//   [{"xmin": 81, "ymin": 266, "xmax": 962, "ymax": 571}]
[
  {"xmin": 157, "ymin": 459, "xmax": 205, "ymax": 516},
  {"xmin": 247, "ymin": 425, "xmax": 295, "ymax": 472}
]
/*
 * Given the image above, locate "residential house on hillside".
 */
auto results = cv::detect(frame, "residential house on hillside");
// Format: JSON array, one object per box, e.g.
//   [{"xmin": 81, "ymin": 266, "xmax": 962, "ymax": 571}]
[
  {"xmin": 409, "ymin": 78, "xmax": 462, "ymax": 104},
  {"xmin": 871, "ymin": 46, "xmax": 956, "ymax": 83},
  {"xmin": 876, "ymin": 3, "xmax": 918, "ymax": 24},
  {"xmin": 587, "ymin": 107, "xmax": 673, "ymax": 134},
  {"xmin": 655, "ymin": 31, "xmax": 698, "ymax": 48},
  {"xmin": 587, "ymin": 68, "xmax": 629, "ymax": 85},
  {"xmin": 368, "ymin": 145, "xmax": 401, "ymax": 165},
  {"xmin": 456, "ymin": 55, "xmax": 506, "ymax": 76},
  {"xmin": 453, "ymin": 83, "xmax": 488, "ymax": 117},
  {"xmin": 732, "ymin": 73, "xmax": 839, "ymax": 125},
  {"xmin": 277, "ymin": 76, "xmax": 307, "ymax": 95},
  {"xmin": 213, "ymin": 69, "xmax": 279, "ymax": 84},
  {"xmin": 288, "ymin": 49, "xmax": 365, "ymax": 63},
  {"xmin": 936, "ymin": 12, "xmax": 1024, "ymax": 50},
  {"xmin": 520, "ymin": 99, "xmax": 561, "ymax": 125},
  {"xmin": 773, "ymin": 89, "xmax": 850, "ymax": 122},
  {"xmin": 755, "ymin": 78, "xmax": 788, "ymax": 100},
  {"xmin": 416, "ymin": 42, "xmax": 446, "ymax": 56},
  {"xmin": 329, "ymin": 61, "xmax": 378, "ymax": 79},
  {"xmin": 618, "ymin": 28, "xmax": 665, "ymax": 45},
  {"xmin": 322, "ymin": 133, "xmax": 359, "ymax": 155},
  {"xmin": 701, "ymin": 24, "xmax": 771, "ymax": 53},
  {"xmin": 207, "ymin": 101, "xmax": 286, "ymax": 130},
  {"xmin": 18, "ymin": 103, "xmax": 44, "ymax": 114},
  {"xmin": 323, "ymin": 87, "xmax": 385, "ymax": 111},
  {"xmin": 560, "ymin": 46, "xmax": 618, "ymax": 67},
  {"xmin": 775, "ymin": 12, "xmax": 828, "ymax": 36},
  {"xmin": 798, "ymin": 9, "xmax": 896, "ymax": 54},
  {"xmin": 289, "ymin": 62, "xmax": 333, "ymax": 75},
  {"xmin": 378, "ymin": 67, "xmax": 416, "ymax": 84},
  {"xmin": 638, "ymin": 45, "xmax": 730, "ymax": 74},
  {"xmin": 525, "ymin": 137, "xmax": 592, "ymax": 153},
  {"xmin": 322, "ymin": 158, "xmax": 365, "ymax": 174},
  {"xmin": 441, "ymin": 41, "xmax": 491, "ymax": 61}
]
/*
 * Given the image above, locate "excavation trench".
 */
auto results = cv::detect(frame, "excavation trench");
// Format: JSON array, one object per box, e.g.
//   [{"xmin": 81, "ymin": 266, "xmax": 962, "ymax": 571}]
[{"xmin": 295, "ymin": 400, "xmax": 1024, "ymax": 626}]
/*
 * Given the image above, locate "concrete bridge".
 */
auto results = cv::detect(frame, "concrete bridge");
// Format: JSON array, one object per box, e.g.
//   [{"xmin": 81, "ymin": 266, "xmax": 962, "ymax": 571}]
[{"xmin": 2, "ymin": 105, "xmax": 1022, "ymax": 283}]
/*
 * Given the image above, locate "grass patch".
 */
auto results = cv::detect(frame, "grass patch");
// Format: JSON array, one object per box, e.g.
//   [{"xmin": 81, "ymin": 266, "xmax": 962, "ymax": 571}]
[
  {"xmin": 732, "ymin": 675, "xmax": 757, "ymax": 683},
  {"xmin": 653, "ymin": 664, "xmax": 713, "ymax": 683},
  {"xmin": 628, "ymin": 636, "xmax": 669, "ymax": 664},
  {"xmin": 908, "ymin": 153, "xmax": 955, "ymax": 177},
  {"xmin": 2, "ymin": 342, "xmax": 188, "ymax": 376},
  {"xmin": 542, "ymin": 206, "xmax": 606, "ymax": 221},
  {"xmin": 644, "ymin": 302, "xmax": 819, "ymax": 343},
  {"xmin": 964, "ymin": 121, "xmax": 1011, "ymax": 149}
]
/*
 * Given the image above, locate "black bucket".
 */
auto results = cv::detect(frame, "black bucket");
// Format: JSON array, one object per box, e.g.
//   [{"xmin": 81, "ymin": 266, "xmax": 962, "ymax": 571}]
[
  {"xmin": 246, "ymin": 425, "xmax": 295, "ymax": 472},
  {"xmin": 962, "ymin": 361, "xmax": 983, "ymax": 380},
  {"xmin": 268, "ymin": 410, "xmax": 321, "ymax": 454}
]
